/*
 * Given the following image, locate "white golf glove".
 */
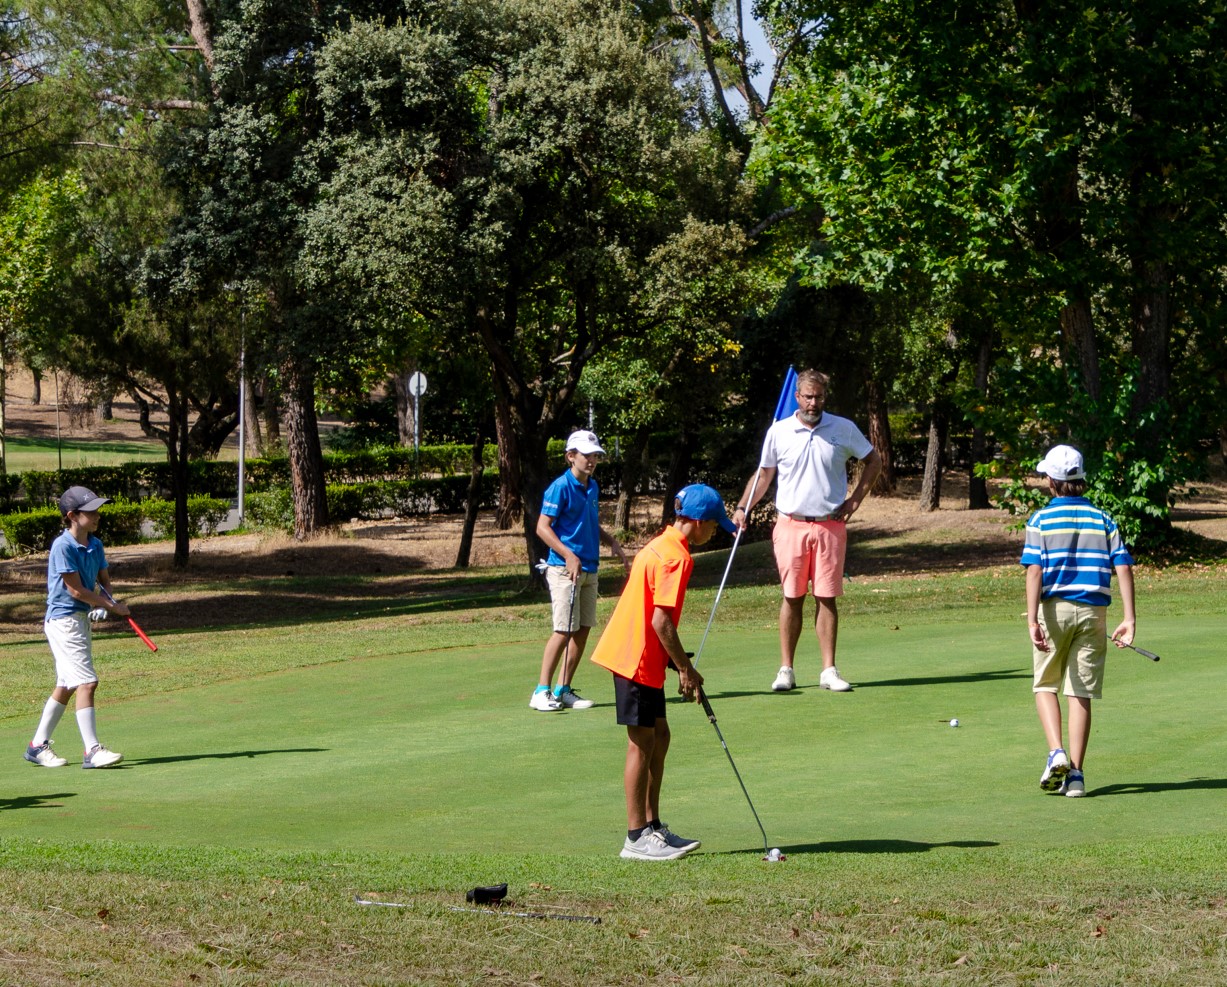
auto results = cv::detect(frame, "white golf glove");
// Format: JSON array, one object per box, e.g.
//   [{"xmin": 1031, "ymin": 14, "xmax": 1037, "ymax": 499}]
[{"xmin": 88, "ymin": 608, "xmax": 109, "ymax": 622}]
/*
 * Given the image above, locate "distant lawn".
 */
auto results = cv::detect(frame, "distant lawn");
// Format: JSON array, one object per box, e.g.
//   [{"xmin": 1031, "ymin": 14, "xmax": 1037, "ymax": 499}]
[
  {"xmin": 4, "ymin": 435, "xmax": 166, "ymax": 473},
  {"xmin": 2, "ymin": 546, "xmax": 1226, "ymax": 983}
]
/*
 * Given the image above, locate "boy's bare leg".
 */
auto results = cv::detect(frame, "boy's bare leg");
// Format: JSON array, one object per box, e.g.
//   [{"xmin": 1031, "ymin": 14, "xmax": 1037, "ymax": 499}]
[
  {"xmin": 537, "ymin": 632, "xmax": 569, "ymax": 687},
  {"xmin": 625, "ymin": 721, "xmax": 670, "ymax": 830},
  {"xmin": 815, "ymin": 597, "xmax": 839, "ymax": 669},
  {"xmin": 1035, "ymin": 691, "xmax": 1064, "ymax": 750},
  {"xmin": 558, "ymin": 627, "xmax": 592, "ymax": 687},
  {"xmin": 1066, "ymin": 696, "xmax": 1092, "ymax": 768}
]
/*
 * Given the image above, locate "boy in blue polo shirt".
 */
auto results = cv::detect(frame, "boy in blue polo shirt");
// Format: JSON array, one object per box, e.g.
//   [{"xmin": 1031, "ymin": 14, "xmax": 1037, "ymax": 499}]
[
  {"xmin": 24, "ymin": 486, "xmax": 129, "ymax": 769},
  {"xmin": 1021, "ymin": 446, "xmax": 1137, "ymax": 797},
  {"xmin": 530, "ymin": 430, "xmax": 630, "ymax": 711}
]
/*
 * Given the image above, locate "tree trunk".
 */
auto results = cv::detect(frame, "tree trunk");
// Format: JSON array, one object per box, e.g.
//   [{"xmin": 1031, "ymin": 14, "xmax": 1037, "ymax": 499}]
[
  {"xmin": 493, "ymin": 397, "xmax": 521, "ymax": 529},
  {"xmin": 391, "ymin": 366, "xmax": 417, "ymax": 448},
  {"xmin": 918, "ymin": 410, "xmax": 948, "ymax": 512},
  {"xmin": 865, "ymin": 377, "xmax": 895, "ymax": 494},
  {"xmin": 659, "ymin": 426, "xmax": 693, "ymax": 527},
  {"xmin": 262, "ymin": 375, "xmax": 282, "ymax": 451},
  {"xmin": 614, "ymin": 426, "xmax": 652, "ymax": 531},
  {"xmin": 1058, "ymin": 298, "xmax": 1100, "ymax": 402},
  {"xmin": 455, "ymin": 431, "xmax": 485, "ymax": 568},
  {"xmin": 167, "ymin": 389, "xmax": 192, "ymax": 568},
  {"xmin": 281, "ymin": 359, "xmax": 329, "ymax": 539},
  {"xmin": 31, "ymin": 367, "xmax": 42, "ymax": 405},
  {"xmin": 243, "ymin": 370, "xmax": 265, "ymax": 458},
  {"xmin": 968, "ymin": 334, "xmax": 993, "ymax": 510}
]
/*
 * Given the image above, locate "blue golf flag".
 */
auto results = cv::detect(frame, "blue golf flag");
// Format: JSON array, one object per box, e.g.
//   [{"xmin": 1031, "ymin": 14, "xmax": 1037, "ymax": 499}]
[{"xmin": 773, "ymin": 366, "xmax": 798, "ymax": 422}]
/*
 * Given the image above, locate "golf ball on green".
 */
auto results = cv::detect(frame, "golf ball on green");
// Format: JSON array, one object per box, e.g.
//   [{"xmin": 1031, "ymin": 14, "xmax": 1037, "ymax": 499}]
[{"xmin": 949, "ymin": 718, "xmax": 959, "ymax": 727}]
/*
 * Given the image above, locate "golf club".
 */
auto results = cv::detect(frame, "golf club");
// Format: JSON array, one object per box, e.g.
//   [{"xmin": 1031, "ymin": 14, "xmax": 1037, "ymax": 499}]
[
  {"xmin": 356, "ymin": 894, "xmax": 601, "ymax": 924},
  {"xmin": 1120, "ymin": 641, "xmax": 1160, "ymax": 662},
  {"xmin": 97, "ymin": 584, "xmax": 158, "ymax": 652},
  {"xmin": 697, "ymin": 686, "xmax": 775, "ymax": 860},
  {"xmin": 536, "ymin": 558, "xmax": 578, "ymax": 699},
  {"xmin": 691, "ymin": 468, "xmax": 763, "ymax": 668}
]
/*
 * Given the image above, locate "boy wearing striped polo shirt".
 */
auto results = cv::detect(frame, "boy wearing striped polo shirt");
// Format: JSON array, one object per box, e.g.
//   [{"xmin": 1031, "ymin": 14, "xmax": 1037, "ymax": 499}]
[{"xmin": 1021, "ymin": 445, "xmax": 1137, "ymax": 798}]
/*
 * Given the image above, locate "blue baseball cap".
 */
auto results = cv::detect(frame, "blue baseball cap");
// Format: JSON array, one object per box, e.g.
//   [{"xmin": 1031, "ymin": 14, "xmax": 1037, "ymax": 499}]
[{"xmin": 674, "ymin": 484, "xmax": 736, "ymax": 534}]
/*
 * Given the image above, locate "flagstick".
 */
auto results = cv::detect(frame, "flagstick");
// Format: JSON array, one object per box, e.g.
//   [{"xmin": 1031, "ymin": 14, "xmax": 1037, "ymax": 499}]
[{"xmin": 691, "ymin": 467, "xmax": 763, "ymax": 669}]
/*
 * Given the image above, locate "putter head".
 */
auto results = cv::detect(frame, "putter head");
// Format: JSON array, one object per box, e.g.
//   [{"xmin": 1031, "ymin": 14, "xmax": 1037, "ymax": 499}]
[{"xmin": 466, "ymin": 883, "xmax": 508, "ymax": 905}]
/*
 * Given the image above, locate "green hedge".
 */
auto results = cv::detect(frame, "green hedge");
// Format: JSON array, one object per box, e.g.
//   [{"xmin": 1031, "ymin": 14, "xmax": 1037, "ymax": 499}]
[
  {"xmin": 245, "ymin": 475, "xmax": 499, "ymax": 532},
  {"xmin": 0, "ymin": 496, "xmax": 231, "ymax": 556},
  {"xmin": 11, "ymin": 443, "xmax": 499, "ymax": 506}
]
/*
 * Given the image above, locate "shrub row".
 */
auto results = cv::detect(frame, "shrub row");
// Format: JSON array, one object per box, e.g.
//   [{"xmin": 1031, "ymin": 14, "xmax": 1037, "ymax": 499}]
[
  {"xmin": 245, "ymin": 474, "xmax": 500, "ymax": 532},
  {"xmin": 8, "ymin": 442, "xmax": 500, "ymax": 508},
  {"xmin": 0, "ymin": 496, "xmax": 232, "ymax": 556}
]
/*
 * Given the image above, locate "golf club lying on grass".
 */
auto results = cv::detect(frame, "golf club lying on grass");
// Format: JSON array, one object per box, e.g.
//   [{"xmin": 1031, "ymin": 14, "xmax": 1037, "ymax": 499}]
[
  {"xmin": 98, "ymin": 584, "xmax": 158, "ymax": 652},
  {"xmin": 1121, "ymin": 641, "xmax": 1160, "ymax": 662},
  {"xmin": 354, "ymin": 892, "xmax": 602, "ymax": 925}
]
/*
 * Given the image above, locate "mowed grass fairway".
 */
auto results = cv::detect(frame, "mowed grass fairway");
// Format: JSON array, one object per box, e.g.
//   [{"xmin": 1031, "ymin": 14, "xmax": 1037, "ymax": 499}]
[{"xmin": 2, "ymin": 541, "xmax": 1227, "ymax": 985}]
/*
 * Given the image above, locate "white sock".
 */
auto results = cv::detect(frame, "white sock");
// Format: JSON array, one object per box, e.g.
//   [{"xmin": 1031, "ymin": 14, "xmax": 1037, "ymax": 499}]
[
  {"xmin": 32, "ymin": 698, "xmax": 67, "ymax": 746},
  {"xmin": 76, "ymin": 707, "xmax": 100, "ymax": 751}
]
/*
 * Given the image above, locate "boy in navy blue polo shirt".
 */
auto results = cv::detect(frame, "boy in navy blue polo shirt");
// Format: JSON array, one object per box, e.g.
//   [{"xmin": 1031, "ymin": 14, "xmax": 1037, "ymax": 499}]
[
  {"xmin": 530, "ymin": 430, "xmax": 630, "ymax": 711},
  {"xmin": 24, "ymin": 486, "xmax": 129, "ymax": 769},
  {"xmin": 1021, "ymin": 446, "xmax": 1136, "ymax": 798}
]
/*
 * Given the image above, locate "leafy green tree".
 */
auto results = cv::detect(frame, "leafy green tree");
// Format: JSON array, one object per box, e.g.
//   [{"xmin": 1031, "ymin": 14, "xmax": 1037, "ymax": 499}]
[
  {"xmin": 299, "ymin": 0, "xmax": 748, "ymax": 567},
  {"xmin": 759, "ymin": 0, "xmax": 1227, "ymax": 544},
  {"xmin": 0, "ymin": 171, "xmax": 83, "ymax": 478}
]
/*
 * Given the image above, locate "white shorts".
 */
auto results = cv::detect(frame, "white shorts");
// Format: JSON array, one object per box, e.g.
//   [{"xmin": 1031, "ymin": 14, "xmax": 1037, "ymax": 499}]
[
  {"xmin": 44, "ymin": 613, "xmax": 98, "ymax": 689},
  {"xmin": 546, "ymin": 565, "xmax": 598, "ymax": 631}
]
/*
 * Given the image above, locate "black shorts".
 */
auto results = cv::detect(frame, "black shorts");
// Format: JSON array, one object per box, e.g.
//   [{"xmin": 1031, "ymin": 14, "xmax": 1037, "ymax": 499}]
[{"xmin": 614, "ymin": 674, "xmax": 667, "ymax": 727}]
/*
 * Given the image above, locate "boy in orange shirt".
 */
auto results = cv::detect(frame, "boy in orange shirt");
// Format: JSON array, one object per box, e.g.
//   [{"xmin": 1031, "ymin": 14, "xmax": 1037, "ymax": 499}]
[{"xmin": 590, "ymin": 484, "xmax": 736, "ymax": 860}]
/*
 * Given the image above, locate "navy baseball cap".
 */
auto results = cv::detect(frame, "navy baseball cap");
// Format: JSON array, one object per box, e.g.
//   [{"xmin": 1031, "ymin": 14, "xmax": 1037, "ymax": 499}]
[
  {"xmin": 58, "ymin": 486, "xmax": 110, "ymax": 515},
  {"xmin": 674, "ymin": 484, "xmax": 736, "ymax": 534}
]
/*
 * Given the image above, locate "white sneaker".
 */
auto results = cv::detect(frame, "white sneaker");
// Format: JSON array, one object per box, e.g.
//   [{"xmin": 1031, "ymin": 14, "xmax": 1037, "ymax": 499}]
[
  {"xmin": 82, "ymin": 745, "xmax": 123, "ymax": 769},
  {"xmin": 655, "ymin": 823, "xmax": 701, "ymax": 853},
  {"xmin": 24, "ymin": 741, "xmax": 67, "ymax": 767},
  {"xmin": 620, "ymin": 829, "xmax": 689, "ymax": 860},
  {"xmin": 819, "ymin": 666, "xmax": 852, "ymax": 692},
  {"xmin": 554, "ymin": 687, "xmax": 595, "ymax": 709},
  {"xmin": 1040, "ymin": 748, "xmax": 1070, "ymax": 791},
  {"xmin": 771, "ymin": 666, "xmax": 795, "ymax": 691},
  {"xmin": 529, "ymin": 689, "xmax": 563, "ymax": 712},
  {"xmin": 1061, "ymin": 770, "xmax": 1085, "ymax": 798}
]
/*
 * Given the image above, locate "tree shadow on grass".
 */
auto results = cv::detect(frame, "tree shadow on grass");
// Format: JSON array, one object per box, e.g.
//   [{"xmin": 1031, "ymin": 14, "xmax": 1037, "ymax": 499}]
[
  {"xmin": 0, "ymin": 792, "xmax": 77, "ymax": 812},
  {"xmin": 123, "ymin": 747, "xmax": 328, "ymax": 766},
  {"xmin": 855, "ymin": 668, "xmax": 1028, "ymax": 688},
  {"xmin": 718, "ymin": 839, "xmax": 999, "ymax": 857},
  {"xmin": 0, "ymin": 790, "xmax": 76, "ymax": 815},
  {"xmin": 1089, "ymin": 777, "xmax": 1227, "ymax": 798}
]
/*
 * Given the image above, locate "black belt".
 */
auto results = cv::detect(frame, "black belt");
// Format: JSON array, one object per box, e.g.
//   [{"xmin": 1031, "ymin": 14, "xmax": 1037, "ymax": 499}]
[{"xmin": 784, "ymin": 512, "xmax": 839, "ymax": 522}]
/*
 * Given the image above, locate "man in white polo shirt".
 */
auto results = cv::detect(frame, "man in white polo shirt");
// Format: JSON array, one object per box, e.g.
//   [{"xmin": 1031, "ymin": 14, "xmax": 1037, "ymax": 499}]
[{"xmin": 733, "ymin": 369, "xmax": 882, "ymax": 693}]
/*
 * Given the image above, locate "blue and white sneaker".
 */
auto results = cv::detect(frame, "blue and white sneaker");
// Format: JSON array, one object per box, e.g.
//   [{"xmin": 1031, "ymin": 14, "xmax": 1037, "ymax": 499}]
[
  {"xmin": 24, "ymin": 741, "xmax": 67, "ymax": 767},
  {"xmin": 1061, "ymin": 770, "xmax": 1086, "ymax": 798},
  {"xmin": 82, "ymin": 744, "xmax": 123, "ymax": 769},
  {"xmin": 654, "ymin": 823, "xmax": 701, "ymax": 853},
  {"xmin": 1040, "ymin": 748, "xmax": 1070, "ymax": 791},
  {"xmin": 554, "ymin": 686, "xmax": 594, "ymax": 709},
  {"xmin": 529, "ymin": 687, "xmax": 563, "ymax": 712}
]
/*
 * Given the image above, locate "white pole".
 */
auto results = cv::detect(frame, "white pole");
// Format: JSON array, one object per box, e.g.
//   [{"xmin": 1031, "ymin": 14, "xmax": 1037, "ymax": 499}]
[{"xmin": 237, "ymin": 329, "xmax": 246, "ymax": 525}]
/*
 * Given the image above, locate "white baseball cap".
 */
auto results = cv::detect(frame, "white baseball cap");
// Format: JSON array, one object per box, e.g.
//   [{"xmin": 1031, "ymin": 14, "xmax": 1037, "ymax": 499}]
[
  {"xmin": 1036, "ymin": 445, "xmax": 1085, "ymax": 481},
  {"xmin": 565, "ymin": 430, "xmax": 605, "ymax": 455}
]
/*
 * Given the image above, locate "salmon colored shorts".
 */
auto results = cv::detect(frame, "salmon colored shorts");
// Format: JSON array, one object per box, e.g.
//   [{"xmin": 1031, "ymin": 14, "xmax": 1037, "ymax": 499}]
[{"xmin": 772, "ymin": 514, "xmax": 847, "ymax": 599}]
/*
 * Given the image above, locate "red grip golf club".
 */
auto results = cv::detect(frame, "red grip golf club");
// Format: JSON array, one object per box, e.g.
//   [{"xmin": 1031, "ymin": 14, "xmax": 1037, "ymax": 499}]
[{"xmin": 99, "ymin": 585, "xmax": 158, "ymax": 652}]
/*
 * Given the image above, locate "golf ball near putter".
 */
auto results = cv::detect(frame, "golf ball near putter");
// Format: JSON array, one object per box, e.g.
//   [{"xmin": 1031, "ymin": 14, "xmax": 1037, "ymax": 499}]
[
  {"xmin": 766, "ymin": 848, "xmax": 782, "ymax": 861},
  {"xmin": 949, "ymin": 718, "xmax": 960, "ymax": 728}
]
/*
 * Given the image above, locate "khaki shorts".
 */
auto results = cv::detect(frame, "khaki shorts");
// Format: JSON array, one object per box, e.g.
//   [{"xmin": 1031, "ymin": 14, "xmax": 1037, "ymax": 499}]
[
  {"xmin": 44, "ymin": 612, "xmax": 98, "ymax": 688},
  {"xmin": 773, "ymin": 515, "xmax": 847, "ymax": 598},
  {"xmin": 1033, "ymin": 598, "xmax": 1107, "ymax": 699},
  {"xmin": 546, "ymin": 565, "xmax": 598, "ymax": 632}
]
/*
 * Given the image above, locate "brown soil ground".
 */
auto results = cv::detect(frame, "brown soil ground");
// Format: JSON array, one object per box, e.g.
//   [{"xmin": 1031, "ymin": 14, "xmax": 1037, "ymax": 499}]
[{"xmin": 5, "ymin": 365, "xmax": 1227, "ymax": 612}]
